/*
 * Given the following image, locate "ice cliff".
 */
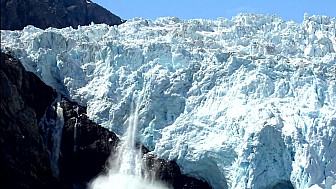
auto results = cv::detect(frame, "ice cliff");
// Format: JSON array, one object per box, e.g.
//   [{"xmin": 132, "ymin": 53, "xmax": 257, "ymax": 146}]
[{"xmin": 1, "ymin": 13, "xmax": 336, "ymax": 189}]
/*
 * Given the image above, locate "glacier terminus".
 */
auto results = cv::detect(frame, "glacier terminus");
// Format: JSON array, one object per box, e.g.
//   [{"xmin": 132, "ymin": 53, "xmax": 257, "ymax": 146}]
[{"xmin": 1, "ymin": 13, "xmax": 336, "ymax": 189}]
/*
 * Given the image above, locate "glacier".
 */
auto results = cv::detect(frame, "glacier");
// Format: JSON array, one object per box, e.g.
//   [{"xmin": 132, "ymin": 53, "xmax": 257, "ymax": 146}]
[{"xmin": 1, "ymin": 13, "xmax": 336, "ymax": 189}]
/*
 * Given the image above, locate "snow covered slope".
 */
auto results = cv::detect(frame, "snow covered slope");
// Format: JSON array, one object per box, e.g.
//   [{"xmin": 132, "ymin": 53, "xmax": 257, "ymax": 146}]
[{"xmin": 1, "ymin": 13, "xmax": 336, "ymax": 189}]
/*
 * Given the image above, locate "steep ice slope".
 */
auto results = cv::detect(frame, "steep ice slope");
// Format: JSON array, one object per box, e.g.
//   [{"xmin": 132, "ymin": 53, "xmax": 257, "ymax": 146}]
[{"xmin": 1, "ymin": 13, "xmax": 336, "ymax": 189}]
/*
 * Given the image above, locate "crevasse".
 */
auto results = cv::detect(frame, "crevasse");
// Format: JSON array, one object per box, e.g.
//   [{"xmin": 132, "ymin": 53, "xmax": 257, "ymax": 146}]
[{"xmin": 1, "ymin": 13, "xmax": 336, "ymax": 189}]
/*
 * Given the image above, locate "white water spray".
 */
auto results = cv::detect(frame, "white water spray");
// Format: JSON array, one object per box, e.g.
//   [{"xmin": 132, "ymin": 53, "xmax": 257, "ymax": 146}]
[
  {"xmin": 90, "ymin": 90, "xmax": 169, "ymax": 189},
  {"xmin": 114, "ymin": 92, "xmax": 143, "ymax": 176}
]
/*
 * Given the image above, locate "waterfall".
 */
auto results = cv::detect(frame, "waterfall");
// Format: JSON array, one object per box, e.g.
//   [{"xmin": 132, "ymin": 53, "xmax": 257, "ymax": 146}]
[
  {"xmin": 51, "ymin": 102, "xmax": 64, "ymax": 177},
  {"xmin": 114, "ymin": 92, "xmax": 143, "ymax": 176},
  {"xmin": 90, "ymin": 90, "xmax": 169, "ymax": 189},
  {"xmin": 73, "ymin": 106, "xmax": 79, "ymax": 154},
  {"xmin": 39, "ymin": 96, "xmax": 64, "ymax": 178}
]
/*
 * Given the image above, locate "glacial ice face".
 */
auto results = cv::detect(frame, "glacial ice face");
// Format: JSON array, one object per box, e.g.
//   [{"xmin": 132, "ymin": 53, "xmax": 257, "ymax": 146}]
[{"xmin": 1, "ymin": 13, "xmax": 336, "ymax": 189}]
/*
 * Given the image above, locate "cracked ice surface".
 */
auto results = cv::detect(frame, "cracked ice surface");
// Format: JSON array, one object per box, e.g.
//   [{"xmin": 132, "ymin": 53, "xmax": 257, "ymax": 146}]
[{"xmin": 1, "ymin": 13, "xmax": 336, "ymax": 189}]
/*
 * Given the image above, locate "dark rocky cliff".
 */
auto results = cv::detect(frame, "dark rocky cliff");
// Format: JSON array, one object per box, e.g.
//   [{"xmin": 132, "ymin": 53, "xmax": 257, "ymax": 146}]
[
  {"xmin": 0, "ymin": 52, "xmax": 58, "ymax": 188},
  {"xmin": 1, "ymin": 0, "xmax": 123, "ymax": 30},
  {"xmin": 58, "ymin": 99, "xmax": 120, "ymax": 188}
]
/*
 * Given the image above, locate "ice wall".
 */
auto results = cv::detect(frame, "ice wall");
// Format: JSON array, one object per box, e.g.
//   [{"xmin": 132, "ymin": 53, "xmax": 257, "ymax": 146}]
[{"xmin": 1, "ymin": 13, "xmax": 336, "ymax": 188}]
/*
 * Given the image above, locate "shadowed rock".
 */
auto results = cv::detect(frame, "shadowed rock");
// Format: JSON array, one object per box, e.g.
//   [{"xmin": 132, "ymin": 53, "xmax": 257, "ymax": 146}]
[
  {"xmin": 58, "ymin": 98, "xmax": 119, "ymax": 188},
  {"xmin": 0, "ymin": 52, "xmax": 58, "ymax": 188},
  {"xmin": 143, "ymin": 152, "xmax": 212, "ymax": 189},
  {"xmin": 1, "ymin": 0, "xmax": 123, "ymax": 30}
]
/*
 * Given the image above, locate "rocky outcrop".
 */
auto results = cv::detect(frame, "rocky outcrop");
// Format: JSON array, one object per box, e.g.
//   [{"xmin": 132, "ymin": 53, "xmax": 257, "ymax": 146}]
[
  {"xmin": 0, "ymin": 52, "xmax": 58, "ymax": 188},
  {"xmin": 143, "ymin": 153, "xmax": 212, "ymax": 189},
  {"xmin": 1, "ymin": 0, "xmax": 123, "ymax": 30},
  {"xmin": 58, "ymin": 99, "xmax": 119, "ymax": 188}
]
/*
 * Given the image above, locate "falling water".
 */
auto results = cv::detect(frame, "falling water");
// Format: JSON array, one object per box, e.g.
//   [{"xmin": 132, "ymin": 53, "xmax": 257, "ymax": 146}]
[
  {"xmin": 39, "ymin": 97, "xmax": 64, "ymax": 178},
  {"xmin": 114, "ymin": 92, "xmax": 143, "ymax": 176},
  {"xmin": 90, "ymin": 90, "xmax": 169, "ymax": 189},
  {"xmin": 73, "ymin": 106, "xmax": 79, "ymax": 154},
  {"xmin": 52, "ymin": 102, "xmax": 64, "ymax": 177}
]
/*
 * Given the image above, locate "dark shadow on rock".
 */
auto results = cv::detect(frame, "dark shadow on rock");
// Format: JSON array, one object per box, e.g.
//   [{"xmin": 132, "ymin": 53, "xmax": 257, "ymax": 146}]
[
  {"xmin": 58, "ymin": 98, "xmax": 119, "ymax": 188},
  {"xmin": 0, "ymin": 52, "xmax": 58, "ymax": 188},
  {"xmin": 143, "ymin": 152, "xmax": 212, "ymax": 189},
  {"xmin": 1, "ymin": 0, "xmax": 123, "ymax": 30}
]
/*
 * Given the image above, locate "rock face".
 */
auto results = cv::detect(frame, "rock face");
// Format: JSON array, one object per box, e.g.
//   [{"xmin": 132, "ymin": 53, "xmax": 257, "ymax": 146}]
[
  {"xmin": 1, "ymin": 0, "xmax": 123, "ymax": 30},
  {"xmin": 0, "ymin": 52, "xmax": 57, "ymax": 188},
  {"xmin": 58, "ymin": 99, "xmax": 119, "ymax": 188},
  {"xmin": 143, "ymin": 153, "xmax": 212, "ymax": 189}
]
